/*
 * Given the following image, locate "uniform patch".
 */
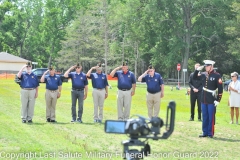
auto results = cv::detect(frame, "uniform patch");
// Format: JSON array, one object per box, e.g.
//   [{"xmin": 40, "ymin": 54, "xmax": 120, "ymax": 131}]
[
  {"xmin": 218, "ymin": 78, "xmax": 222, "ymax": 84},
  {"xmin": 32, "ymin": 76, "xmax": 34, "ymax": 78},
  {"xmin": 55, "ymin": 78, "xmax": 57, "ymax": 80},
  {"xmin": 128, "ymin": 75, "xmax": 130, "ymax": 77},
  {"xmin": 155, "ymin": 79, "xmax": 157, "ymax": 81},
  {"xmin": 81, "ymin": 77, "xmax": 83, "ymax": 79},
  {"xmin": 210, "ymin": 77, "xmax": 215, "ymax": 81},
  {"xmin": 102, "ymin": 77, "xmax": 105, "ymax": 79}
]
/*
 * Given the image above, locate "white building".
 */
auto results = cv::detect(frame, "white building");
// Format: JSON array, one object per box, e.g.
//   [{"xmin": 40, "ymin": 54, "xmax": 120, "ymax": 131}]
[{"xmin": 0, "ymin": 52, "xmax": 28, "ymax": 73}]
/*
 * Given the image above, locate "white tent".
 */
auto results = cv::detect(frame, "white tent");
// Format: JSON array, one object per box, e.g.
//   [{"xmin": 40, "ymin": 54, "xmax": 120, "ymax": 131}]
[{"xmin": 0, "ymin": 52, "xmax": 28, "ymax": 72}]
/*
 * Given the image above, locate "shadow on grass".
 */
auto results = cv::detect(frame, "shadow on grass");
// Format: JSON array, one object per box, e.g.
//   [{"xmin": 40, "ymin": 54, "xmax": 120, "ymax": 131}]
[
  {"xmin": 213, "ymin": 137, "xmax": 240, "ymax": 142},
  {"xmin": 26, "ymin": 122, "xmax": 45, "ymax": 125},
  {"xmin": 26, "ymin": 122, "xmax": 70, "ymax": 125}
]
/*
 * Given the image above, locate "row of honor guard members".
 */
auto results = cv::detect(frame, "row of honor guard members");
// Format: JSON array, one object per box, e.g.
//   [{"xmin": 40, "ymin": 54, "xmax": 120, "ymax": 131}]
[{"xmin": 17, "ymin": 61, "xmax": 164, "ymax": 123}]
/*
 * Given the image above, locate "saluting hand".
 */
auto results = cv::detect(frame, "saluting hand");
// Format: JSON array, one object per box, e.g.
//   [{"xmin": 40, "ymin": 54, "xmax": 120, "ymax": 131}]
[
  {"xmin": 92, "ymin": 66, "xmax": 98, "ymax": 70},
  {"xmin": 145, "ymin": 70, "xmax": 149, "ymax": 74},
  {"xmin": 118, "ymin": 66, "xmax": 122, "ymax": 70},
  {"xmin": 44, "ymin": 70, "xmax": 49, "ymax": 74},
  {"xmin": 22, "ymin": 65, "xmax": 28, "ymax": 70},
  {"xmin": 71, "ymin": 65, "xmax": 77, "ymax": 70}
]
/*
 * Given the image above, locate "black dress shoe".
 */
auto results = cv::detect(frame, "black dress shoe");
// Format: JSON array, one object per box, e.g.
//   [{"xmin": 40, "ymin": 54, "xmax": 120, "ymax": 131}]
[
  {"xmin": 22, "ymin": 120, "xmax": 26, "ymax": 123},
  {"xmin": 50, "ymin": 120, "xmax": 57, "ymax": 123},
  {"xmin": 199, "ymin": 134, "xmax": 207, "ymax": 137},
  {"xmin": 77, "ymin": 119, "xmax": 83, "ymax": 123},
  {"xmin": 46, "ymin": 118, "xmax": 50, "ymax": 122},
  {"xmin": 28, "ymin": 120, "xmax": 32, "ymax": 123}
]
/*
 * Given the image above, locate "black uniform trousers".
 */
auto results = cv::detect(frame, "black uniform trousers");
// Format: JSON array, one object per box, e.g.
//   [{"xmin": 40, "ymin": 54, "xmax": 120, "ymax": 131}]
[{"xmin": 190, "ymin": 91, "xmax": 201, "ymax": 120}]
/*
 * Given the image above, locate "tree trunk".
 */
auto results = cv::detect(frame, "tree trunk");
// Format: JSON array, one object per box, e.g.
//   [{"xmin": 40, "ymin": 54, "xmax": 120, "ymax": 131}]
[
  {"xmin": 134, "ymin": 42, "xmax": 138, "ymax": 77},
  {"xmin": 122, "ymin": 36, "xmax": 125, "ymax": 63},
  {"xmin": 48, "ymin": 56, "xmax": 52, "ymax": 67},
  {"xmin": 103, "ymin": 0, "xmax": 108, "ymax": 74},
  {"xmin": 181, "ymin": 4, "xmax": 191, "ymax": 86},
  {"xmin": 48, "ymin": 45, "xmax": 54, "ymax": 67}
]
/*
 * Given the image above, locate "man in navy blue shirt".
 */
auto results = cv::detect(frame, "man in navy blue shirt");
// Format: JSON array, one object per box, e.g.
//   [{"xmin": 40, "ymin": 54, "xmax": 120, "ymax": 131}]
[
  {"xmin": 138, "ymin": 65, "xmax": 164, "ymax": 118},
  {"xmin": 110, "ymin": 62, "xmax": 136, "ymax": 120},
  {"xmin": 17, "ymin": 61, "xmax": 39, "ymax": 123},
  {"xmin": 86, "ymin": 63, "xmax": 109, "ymax": 123},
  {"xmin": 40, "ymin": 66, "xmax": 62, "ymax": 123},
  {"xmin": 64, "ymin": 63, "xmax": 88, "ymax": 123}
]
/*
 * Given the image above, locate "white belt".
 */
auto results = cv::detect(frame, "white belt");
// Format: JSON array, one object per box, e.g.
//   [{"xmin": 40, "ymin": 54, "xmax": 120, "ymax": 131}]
[{"xmin": 203, "ymin": 87, "xmax": 216, "ymax": 97}]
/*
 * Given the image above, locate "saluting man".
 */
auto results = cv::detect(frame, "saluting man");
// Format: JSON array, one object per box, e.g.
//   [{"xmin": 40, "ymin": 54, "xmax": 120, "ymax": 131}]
[
  {"xmin": 40, "ymin": 66, "xmax": 62, "ymax": 123},
  {"xmin": 138, "ymin": 65, "xmax": 164, "ymax": 118},
  {"xmin": 110, "ymin": 61, "xmax": 136, "ymax": 120},
  {"xmin": 86, "ymin": 63, "xmax": 109, "ymax": 123},
  {"xmin": 194, "ymin": 60, "xmax": 223, "ymax": 138},
  {"xmin": 17, "ymin": 61, "xmax": 39, "ymax": 123},
  {"xmin": 64, "ymin": 63, "xmax": 88, "ymax": 123}
]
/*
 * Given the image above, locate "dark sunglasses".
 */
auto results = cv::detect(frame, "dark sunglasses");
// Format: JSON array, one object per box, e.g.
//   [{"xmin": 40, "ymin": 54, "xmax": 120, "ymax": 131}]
[
  {"xmin": 27, "ymin": 65, "xmax": 31, "ymax": 67},
  {"xmin": 231, "ymin": 76, "xmax": 236, "ymax": 77},
  {"xmin": 76, "ymin": 67, "xmax": 80, "ymax": 69}
]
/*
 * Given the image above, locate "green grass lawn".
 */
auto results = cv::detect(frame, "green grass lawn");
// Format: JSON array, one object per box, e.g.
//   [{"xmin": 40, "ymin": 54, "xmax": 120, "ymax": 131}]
[{"xmin": 0, "ymin": 79, "xmax": 239, "ymax": 160}]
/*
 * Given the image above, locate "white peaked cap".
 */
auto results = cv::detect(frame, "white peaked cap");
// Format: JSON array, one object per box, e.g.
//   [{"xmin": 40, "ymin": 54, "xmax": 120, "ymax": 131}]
[{"xmin": 203, "ymin": 60, "xmax": 215, "ymax": 66}]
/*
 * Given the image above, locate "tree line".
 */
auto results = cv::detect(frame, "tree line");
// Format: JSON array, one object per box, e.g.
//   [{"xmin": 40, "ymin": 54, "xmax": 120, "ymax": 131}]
[{"xmin": 1, "ymin": 0, "xmax": 239, "ymax": 81}]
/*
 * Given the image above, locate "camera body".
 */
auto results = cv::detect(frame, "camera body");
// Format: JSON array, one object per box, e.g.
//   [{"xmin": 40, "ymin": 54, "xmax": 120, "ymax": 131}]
[{"xmin": 104, "ymin": 101, "xmax": 176, "ymax": 159}]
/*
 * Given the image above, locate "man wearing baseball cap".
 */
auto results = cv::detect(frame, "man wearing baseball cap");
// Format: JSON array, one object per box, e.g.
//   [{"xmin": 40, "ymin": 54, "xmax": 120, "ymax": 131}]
[
  {"xmin": 110, "ymin": 61, "xmax": 136, "ymax": 120},
  {"xmin": 138, "ymin": 65, "xmax": 164, "ymax": 119},
  {"xmin": 194, "ymin": 60, "xmax": 223, "ymax": 138},
  {"xmin": 86, "ymin": 63, "xmax": 109, "ymax": 123},
  {"xmin": 40, "ymin": 66, "xmax": 62, "ymax": 123},
  {"xmin": 64, "ymin": 63, "xmax": 88, "ymax": 123},
  {"xmin": 17, "ymin": 61, "xmax": 39, "ymax": 123}
]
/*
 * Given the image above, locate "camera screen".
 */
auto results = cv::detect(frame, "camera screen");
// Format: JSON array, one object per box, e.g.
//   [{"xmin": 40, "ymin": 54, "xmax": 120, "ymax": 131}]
[{"xmin": 105, "ymin": 120, "xmax": 126, "ymax": 134}]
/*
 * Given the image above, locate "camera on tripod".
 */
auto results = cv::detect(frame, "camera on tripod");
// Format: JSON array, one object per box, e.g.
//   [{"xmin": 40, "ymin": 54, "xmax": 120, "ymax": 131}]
[{"xmin": 104, "ymin": 101, "xmax": 176, "ymax": 160}]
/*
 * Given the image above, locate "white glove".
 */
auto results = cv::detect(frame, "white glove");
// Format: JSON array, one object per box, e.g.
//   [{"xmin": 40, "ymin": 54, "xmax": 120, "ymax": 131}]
[
  {"xmin": 197, "ymin": 66, "xmax": 204, "ymax": 71},
  {"xmin": 214, "ymin": 100, "xmax": 219, "ymax": 107}
]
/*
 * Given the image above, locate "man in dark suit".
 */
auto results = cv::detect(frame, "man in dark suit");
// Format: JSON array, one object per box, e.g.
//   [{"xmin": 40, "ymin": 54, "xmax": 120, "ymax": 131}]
[{"xmin": 189, "ymin": 63, "xmax": 203, "ymax": 121}]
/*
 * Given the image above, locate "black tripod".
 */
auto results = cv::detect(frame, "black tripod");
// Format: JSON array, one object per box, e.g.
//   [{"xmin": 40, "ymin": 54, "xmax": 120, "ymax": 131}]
[{"xmin": 122, "ymin": 138, "xmax": 150, "ymax": 160}]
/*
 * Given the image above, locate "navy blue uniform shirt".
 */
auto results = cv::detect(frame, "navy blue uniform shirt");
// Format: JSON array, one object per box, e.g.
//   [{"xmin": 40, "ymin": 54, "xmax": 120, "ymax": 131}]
[
  {"xmin": 142, "ymin": 72, "xmax": 164, "ymax": 93},
  {"xmin": 68, "ymin": 72, "xmax": 88, "ymax": 89},
  {"xmin": 113, "ymin": 70, "xmax": 136, "ymax": 89},
  {"xmin": 89, "ymin": 73, "xmax": 109, "ymax": 89},
  {"xmin": 44, "ymin": 74, "xmax": 62, "ymax": 90},
  {"xmin": 20, "ymin": 72, "xmax": 39, "ymax": 88}
]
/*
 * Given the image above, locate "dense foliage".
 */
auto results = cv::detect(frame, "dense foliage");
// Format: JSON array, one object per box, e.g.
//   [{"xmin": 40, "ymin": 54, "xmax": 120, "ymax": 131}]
[{"xmin": 0, "ymin": 0, "xmax": 239, "ymax": 80}]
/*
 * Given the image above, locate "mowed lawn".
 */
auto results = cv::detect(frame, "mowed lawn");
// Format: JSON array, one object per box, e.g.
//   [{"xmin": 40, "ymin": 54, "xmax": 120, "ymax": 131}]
[{"xmin": 0, "ymin": 79, "xmax": 239, "ymax": 160}]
